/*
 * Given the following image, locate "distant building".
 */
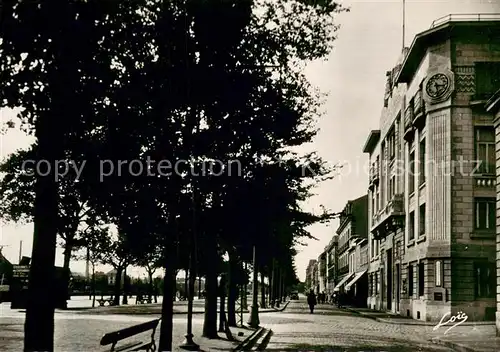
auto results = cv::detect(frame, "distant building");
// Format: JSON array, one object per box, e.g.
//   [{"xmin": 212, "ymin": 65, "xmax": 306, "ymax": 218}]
[
  {"xmin": 305, "ymin": 259, "xmax": 317, "ymax": 292},
  {"xmin": 333, "ymin": 195, "xmax": 368, "ymax": 297},
  {"xmin": 325, "ymin": 235, "xmax": 338, "ymax": 294},
  {"xmin": 106, "ymin": 269, "xmax": 125, "ymax": 286},
  {"xmin": 317, "ymin": 252, "xmax": 327, "ymax": 294}
]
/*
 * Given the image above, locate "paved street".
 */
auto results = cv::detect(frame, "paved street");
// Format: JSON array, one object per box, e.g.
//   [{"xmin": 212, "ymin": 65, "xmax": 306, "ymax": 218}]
[{"xmin": 259, "ymin": 300, "xmax": 455, "ymax": 351}]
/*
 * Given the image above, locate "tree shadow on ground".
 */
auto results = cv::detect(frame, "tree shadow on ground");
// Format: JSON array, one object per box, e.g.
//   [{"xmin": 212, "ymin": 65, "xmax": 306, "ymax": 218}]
[{"xmin": 270, "ymin": 331, "xmax": 451, "ymax": 352}]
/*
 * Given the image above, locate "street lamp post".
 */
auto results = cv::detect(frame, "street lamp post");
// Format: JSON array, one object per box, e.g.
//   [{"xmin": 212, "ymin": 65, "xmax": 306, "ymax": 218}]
[
  {"xmin": 179, "ymin": 186, "xmax": 199, "ymax": 350},
  {"xmin": 247, "ymin": 245, "xmax": 260, "ymax": 328}
]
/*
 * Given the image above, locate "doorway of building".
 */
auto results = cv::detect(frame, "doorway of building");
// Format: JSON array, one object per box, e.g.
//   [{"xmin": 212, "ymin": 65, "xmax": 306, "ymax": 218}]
[
  {"xmin": 395, "ymin": 263, "xmax": 400, "ymax": 313},
  {"xmin": 386, "ymin": 249, "xmax": 392, "ymax": 311}
]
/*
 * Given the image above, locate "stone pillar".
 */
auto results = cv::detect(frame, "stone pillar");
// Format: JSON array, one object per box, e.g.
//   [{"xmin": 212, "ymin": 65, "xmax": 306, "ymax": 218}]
[{"xmin": 494, "ymin": 112, "xmax": 500, "ymax": 336}]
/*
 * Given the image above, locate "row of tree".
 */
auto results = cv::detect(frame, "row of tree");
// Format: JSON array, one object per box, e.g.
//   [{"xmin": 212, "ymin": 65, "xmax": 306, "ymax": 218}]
[{"xmin": 0, "ymin": 1, "xmax": 346, "ymax": 351}]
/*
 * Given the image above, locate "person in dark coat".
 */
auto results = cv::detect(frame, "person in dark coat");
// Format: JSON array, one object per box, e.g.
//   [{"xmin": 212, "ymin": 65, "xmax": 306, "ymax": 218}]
[{"xmin": 306, "ymin": 290, "xmax": 317, "ymax": 313}]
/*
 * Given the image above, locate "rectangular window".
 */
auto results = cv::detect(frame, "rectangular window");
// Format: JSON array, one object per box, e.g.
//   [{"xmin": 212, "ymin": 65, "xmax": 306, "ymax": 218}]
[
  {"xmin": 418, "ymin": 262, "xmax": 424, "ymax": 297},
  {"xmin": 409, "ymin": 211, "xmax": 415, "ymax": 241},
  {"xmin": 419, "ymin": 138, "xmax": 426, "ymax": 185},
  {"xmin": 474, "ymin": 262, "xmax": 495, "ymax": 298},
  {"xmin": 475, "ymin": 62, "xmax": 500, "ymax": 99},
  {"xmin": 408, "ymin": 265, "xmax": 414, "ymax": 297},
  {"xmin": 419, "ymin": 204, "xmax": 426, "ymax": 236},
  {"xmin": 475, "ymin": 128, "xmax": 495, "ymax": 174},
  {"xmin": 474, "ymin": 198, "xmax": 495, "ymax": 230},
  {"xmin": 409, "ymin": 151, "xmax": 415, "ymax": 194},
  {"xmin": 388, "ymin": 128, "xmax": 396, "ymax": 160},
  {"xmin": 390, "ymin": 176, "xmax": 396, "ymax": 198}
]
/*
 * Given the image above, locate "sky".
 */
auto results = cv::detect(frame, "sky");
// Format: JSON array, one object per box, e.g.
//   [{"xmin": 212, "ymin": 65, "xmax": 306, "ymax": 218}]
[{"xmin": 1, "ymin": 0, "xmax": 499, "ymax": 281}]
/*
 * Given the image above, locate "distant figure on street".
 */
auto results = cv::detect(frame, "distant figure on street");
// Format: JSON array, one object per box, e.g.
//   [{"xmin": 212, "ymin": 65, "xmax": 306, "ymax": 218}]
[
  {"xmin": 337, "ymin": 291, "xmax": 343, "ymax": 308},
  {"xmin": 306, "ymin": 290, "xmax": 317, "ymax": 313}
]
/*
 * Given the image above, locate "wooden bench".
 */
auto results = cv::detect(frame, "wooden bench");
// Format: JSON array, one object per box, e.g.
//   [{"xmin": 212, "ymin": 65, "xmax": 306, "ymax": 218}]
[
  {"xmin": 100, "ymin": 318, "xmax": 160, "ymax": 352},
  {"xmin": 98, "ymin": 298, "xmax": 116, "ymax": 307}
]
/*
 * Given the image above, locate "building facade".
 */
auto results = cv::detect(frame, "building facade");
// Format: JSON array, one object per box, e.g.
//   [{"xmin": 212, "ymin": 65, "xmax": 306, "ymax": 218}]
[
  {"xmin": 317, "ymin": 251, "xmax": 327, "ymax": 294},
  {"xmin": 305, "ymin": 259, "xmax": 317, "ymax": 292},
  {"xmin": 364, "ymin": 16, "xmax": 500, "ymax": 322},
  {"xmin": 486, "ymin": 89, "xmax": 500, "ymax": 334},
  {"xmin": 344, "ymin": 238, "xmax": 369, "ymax": 307},
  {"xmin": 325, "ymin": 235, "xmax": 338, "ymax": 294},
  {"xmin": 333, "ymin": 195, "xmax": 369, "ymax": 298}
]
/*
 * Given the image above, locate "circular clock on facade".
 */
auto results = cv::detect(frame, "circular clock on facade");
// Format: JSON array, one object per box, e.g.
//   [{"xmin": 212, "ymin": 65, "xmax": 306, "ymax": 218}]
[{"xmin": 425, "ymin": 73, "xmax": 450, "ymax": 99}]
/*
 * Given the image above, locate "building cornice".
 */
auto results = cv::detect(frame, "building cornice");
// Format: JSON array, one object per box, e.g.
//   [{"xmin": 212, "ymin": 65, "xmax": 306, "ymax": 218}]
[
  {"xmin": 397, "ymin": 18, "xmax": 500, "ymax": 84},
  {"xmin": 362, "ymin": 130, "xmax": 381, "ymax": 154}
]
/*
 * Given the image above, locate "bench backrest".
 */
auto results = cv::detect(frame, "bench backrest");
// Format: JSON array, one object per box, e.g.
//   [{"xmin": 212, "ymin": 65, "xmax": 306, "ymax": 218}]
[{"xmin": 100, "ymin": 319, "xmax": 160, "ymax": 346}]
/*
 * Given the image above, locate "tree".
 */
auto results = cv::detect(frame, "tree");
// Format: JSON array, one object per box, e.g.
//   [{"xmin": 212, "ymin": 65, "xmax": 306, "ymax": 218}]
[
  {"xmin": 74, "ymin": 225, "xmax": 110, "ymax": 307},
  {"xmin": 0, "ymin": 2, "xmax": 120, "ymax": 349},
  {"xmin": 136, "ymin": 245, "xmax": 163, "ymax": 303},
  {"xmin": 0, "ymin": 146, "xmax": 96, "ymax": 303}
]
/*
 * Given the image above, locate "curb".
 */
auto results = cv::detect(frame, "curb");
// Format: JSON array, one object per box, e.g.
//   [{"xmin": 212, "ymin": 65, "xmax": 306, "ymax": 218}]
[
  {"xmin": 255, "ymin": 329, "xmax": 273, "ymax": 350},
  {"xmin": 343, "ymin": 307, "xmax": 495, "ymax": 326},
  {"xmin": 265, "ymin": 300, "xmax": 290, "ymax": 313},
  {"xmin": 431, "ymin": 337, "xmax": 479, "ymax": 352},
  {"xmin": 277, "ymin": 301, "xmax": 290, "ymax": 312},
  {"xmin": 233, "ymin": 326, "xmax": 265, "ymax": 352}
]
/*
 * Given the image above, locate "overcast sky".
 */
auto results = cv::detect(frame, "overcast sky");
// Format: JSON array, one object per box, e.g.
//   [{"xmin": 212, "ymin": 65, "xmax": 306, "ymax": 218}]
[{"xmin": 1, "ymin": 0, "xmax": 499, "ymax": 280}]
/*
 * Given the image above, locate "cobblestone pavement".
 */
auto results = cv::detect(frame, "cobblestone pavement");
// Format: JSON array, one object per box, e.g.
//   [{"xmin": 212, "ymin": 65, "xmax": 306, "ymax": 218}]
[
  {"xmin": 0, "ymin": 313, "xmax": 249, "ymax": 352},
  {"xmin": 258, "ymin": 300, "xmax": 457, "ymax": 351}
]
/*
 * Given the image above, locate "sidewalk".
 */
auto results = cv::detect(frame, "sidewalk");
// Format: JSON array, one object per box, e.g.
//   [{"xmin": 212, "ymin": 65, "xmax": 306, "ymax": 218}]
[
  {"xmin": 0, "ymin": 314, "xmax": 255, "ymax": 351},
  {"xmin": 343, "ymin": 306, "xmax": 495, "ymax": 326},
  {"xmin": 74, "ymin": 300, "xmax": 287, "ymax": 315},
  {"xmin": 343, "ymin": 305, "xmax": 500, "ymax": 352}
]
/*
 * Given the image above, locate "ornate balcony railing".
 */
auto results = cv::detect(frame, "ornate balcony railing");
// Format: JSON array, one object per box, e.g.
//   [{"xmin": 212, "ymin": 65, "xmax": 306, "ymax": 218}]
[
  {"xmin": 403, "ymin": 103, "xmax": 415, "ymax": 140},
  {"xmin": 414, "ymin": 89, "xmax": 424, "ymax": 115},
  {"xmin": 371, "ymin": 194, "xmax": 405, "ymax": 240},
  {"xmin": 474, "ymin": 175, "xmax": 495, "ymax": 187},
  {"xmin": 431, "ymin": 13, "xmax": 500, "ymax": 28}
]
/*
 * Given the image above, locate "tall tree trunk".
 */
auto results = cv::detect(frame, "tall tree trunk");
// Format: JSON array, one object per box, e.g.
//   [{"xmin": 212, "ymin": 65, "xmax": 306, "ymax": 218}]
[
  {"xmin": 122, "ymin": 267, "xmax": 128, "ymax": 305},
  {"xmin": 275, "ymin": 268, "xmax": 280, "ymax": 307},
  {"xmin": 218, "ymin": 274, "xmax": 226, "ymax": 332},
  {"xmin": 24, "ymin": 118, "xmax": 60, "ymax": 351},
  {"xmin": 198, "ymin": 276, "xmax": 202, "ymax": 299},
  {"xmin": 113, "ymin": 267, "xmax": 122, "ymax": 306},
  {"xmin": 202, "ymin": 238, "xmax": 218, "ymax": 338},
  {"xmin": 147, "ymin": 270, "xmax": 154, "ymax": 302},
  {"xmin": 91, "ymin": 265, "xmax": 96, "ymax": 308},
  {"xmin": 242, "ymin": 262, "xmax": 248, "ymax": 310},
  {"xmin": 227, "ymin": 256, "xmax": 237, "ymax": 327},
  {"xmin": 158, "ymin": 263, "xmax": 176, "ymax": 352},
  {"xmin": 260, "ymin": 271, "xmax": 266, "ymax": 309},
  {"xmin": 270, "ymin": 260, "xmax": 275, "ymax": 307},
  {"xmin": 62, "ymin": 240, "xmax": 73, "ymax": 305}
]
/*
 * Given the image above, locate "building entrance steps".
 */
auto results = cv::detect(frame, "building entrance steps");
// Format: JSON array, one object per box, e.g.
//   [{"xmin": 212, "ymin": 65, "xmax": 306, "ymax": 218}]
[{"xmin": 342, "ymin": 306, "xmax": 496, "ymax": 326}]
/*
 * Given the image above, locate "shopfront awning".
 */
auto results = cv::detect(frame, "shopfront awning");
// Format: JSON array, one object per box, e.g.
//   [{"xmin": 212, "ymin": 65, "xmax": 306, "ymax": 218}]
[
  {"xmin": 333, "ymin": 273, "xmax": 354, "ymax": 292},
  {"xmin": 344, "ymin": 270, "xmax": 367, "ymax": 291}
]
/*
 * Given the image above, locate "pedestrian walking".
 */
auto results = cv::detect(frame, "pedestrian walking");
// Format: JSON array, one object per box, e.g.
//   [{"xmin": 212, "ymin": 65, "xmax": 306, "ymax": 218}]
[{"xmin": 306, "ymin": 289, "xmax": 317, "ymax": 313}]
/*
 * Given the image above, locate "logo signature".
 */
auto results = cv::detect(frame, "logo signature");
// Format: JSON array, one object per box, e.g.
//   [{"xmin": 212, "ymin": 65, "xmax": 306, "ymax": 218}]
[{"xmin": 433, "ymin": 311, "xmax": 468, "ymax": 334}]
